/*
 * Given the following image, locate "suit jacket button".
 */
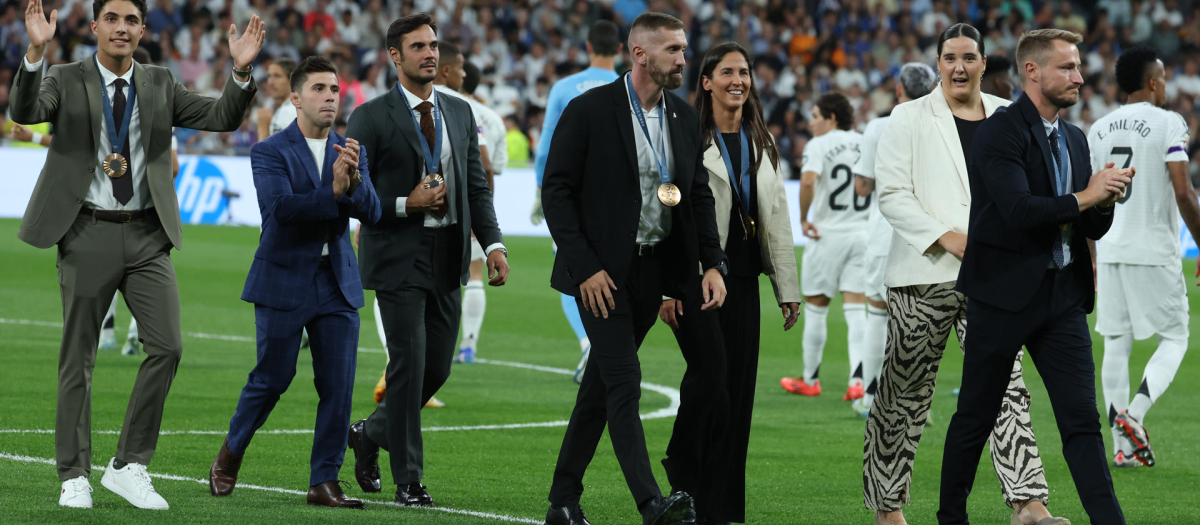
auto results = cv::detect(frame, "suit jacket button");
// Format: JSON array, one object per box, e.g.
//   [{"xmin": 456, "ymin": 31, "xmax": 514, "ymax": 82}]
[
  {"xmin": 88, "ymin": 167, "xmax": 94, "ymax": 173},
  {"xmin": 75, "ymin": 198, "xmax": 83, "ymax": 204},
  {"xmin": 628, "ymin": 230, "xmax": 635, "ymax": 237}
]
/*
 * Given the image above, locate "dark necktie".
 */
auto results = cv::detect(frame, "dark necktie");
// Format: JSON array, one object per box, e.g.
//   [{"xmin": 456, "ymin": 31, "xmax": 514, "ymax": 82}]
[
  {"xmin": 111, "ymin": 78, "xmax": 133, "ymax": 206},
  {"xmin": 1048, "ymin": 128, "xmax": 1066, "ymax": 268},
  {"xmin": 415, "ymin": 101, "xmax": 446, "ymax": 219}
]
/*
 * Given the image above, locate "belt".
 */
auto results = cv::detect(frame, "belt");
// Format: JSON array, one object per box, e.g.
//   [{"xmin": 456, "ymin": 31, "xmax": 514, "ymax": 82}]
[
  {"xmin": 636, "ymin": 243, "xmax": 658, "ymax": 257},
  {"xmin": 79, "ymin": 207, "xmax": 153, "ymax": 223},
  {"xmin": 316, "ymin": 255, "xmax": 332, "ymax": 269}
]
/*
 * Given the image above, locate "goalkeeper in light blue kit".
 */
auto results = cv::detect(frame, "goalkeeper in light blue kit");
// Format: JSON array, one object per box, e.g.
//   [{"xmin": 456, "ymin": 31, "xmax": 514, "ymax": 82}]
[{"xmin": 531, "ymin": 20, "xmax": 621, "ymax": 383}]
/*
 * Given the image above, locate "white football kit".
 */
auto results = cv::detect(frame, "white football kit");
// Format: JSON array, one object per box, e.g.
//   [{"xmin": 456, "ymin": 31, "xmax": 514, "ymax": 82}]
[
  {"xmin": 855, "ymin": 117, "xmax": 892, "ymax": 302},
  {"xmin": 801, "ymin": 129, "xmax": 868, "ymax": 298},
  {"xmin": 1088, "ymin": 102, "xmax": 1192, "ymax": 340}
]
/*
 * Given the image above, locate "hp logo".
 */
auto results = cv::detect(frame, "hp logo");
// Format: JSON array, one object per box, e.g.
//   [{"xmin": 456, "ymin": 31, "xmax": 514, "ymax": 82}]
[{"xmin": 174, "ymin": 157, "xmax": 229, "ymax": 225}]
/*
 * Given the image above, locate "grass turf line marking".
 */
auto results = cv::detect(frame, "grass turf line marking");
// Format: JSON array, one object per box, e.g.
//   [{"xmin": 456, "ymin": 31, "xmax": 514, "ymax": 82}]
[
  {"xmin": 0, "ymin": 452, "xmax": 541, "ymax": 523},
  {"xmin": 0, "ymin": 319, "xmax": 682, "ymax": 431}
]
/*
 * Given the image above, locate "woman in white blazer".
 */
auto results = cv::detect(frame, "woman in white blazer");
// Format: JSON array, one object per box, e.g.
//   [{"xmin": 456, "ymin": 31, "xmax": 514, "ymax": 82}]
[
  {"xmin": 864, "ymin": 24, "xmax": 1064, "ymax": 525},
  {"xmin": 657, "ymin": 42, "xmax": 800, "ymax": 525}
]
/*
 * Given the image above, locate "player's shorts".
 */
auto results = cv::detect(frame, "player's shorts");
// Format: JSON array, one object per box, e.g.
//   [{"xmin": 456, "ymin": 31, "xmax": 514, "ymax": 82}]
[
  {"xmin": 801, "ymin": 230, "xmax": 865, "ymax": 298},
  {"xmin": 863, "ymin": 253, "xmax": 888, "ymax": 303},
  {"xmin": 1095, "ymin": 262, "xmax": 1189, "ymax": 341},
  {"xmin": 471, "ymin": 237, "xmax": 485, "ymax": 261}
]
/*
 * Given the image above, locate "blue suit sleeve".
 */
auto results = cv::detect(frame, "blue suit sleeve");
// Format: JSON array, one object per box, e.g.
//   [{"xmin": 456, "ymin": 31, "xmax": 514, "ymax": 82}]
[
  {"xmin": 251, "ymin": 141, "xmax": 340, "ymax": 224},
  {"xmin": 536, "ymin": 84, "xmax": 567, "ymax": 187},
  {"xmin": 337, "ymin": 145, "xmax": 382, "ymax": 225}
]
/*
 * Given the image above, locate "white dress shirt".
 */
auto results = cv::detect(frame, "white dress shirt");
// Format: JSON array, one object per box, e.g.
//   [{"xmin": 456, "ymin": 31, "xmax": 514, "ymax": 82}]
[
  {"xmin": 623, "ymin": 74, "xmax": 674, "ymax": 245},
  {"xmin": 24, "ymin": 55, "xmax": 251, "ymax": 211},
  {"xmin": 305, "ymin": 137, "xmax": 331, "ymax": 256},
  {"xmin": 395, "ymin": 83, "xmax": 506, "ymax": 257}
]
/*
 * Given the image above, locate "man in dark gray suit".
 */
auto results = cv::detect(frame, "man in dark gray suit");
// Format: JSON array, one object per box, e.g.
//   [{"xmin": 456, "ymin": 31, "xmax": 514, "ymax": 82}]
[
  {"xmin": 344, "ymin": 12, "xmax": 509, "ymax": 507},
  {"xmin": 9, "ymin": 0, "xmax": 262, "ymax": 510}
]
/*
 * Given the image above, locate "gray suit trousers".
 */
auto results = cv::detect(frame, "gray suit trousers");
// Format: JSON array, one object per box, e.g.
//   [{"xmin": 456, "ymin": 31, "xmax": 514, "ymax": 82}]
[{"xmin": 55, "ymin": 211, "xmax": 182, "ymax": 480}]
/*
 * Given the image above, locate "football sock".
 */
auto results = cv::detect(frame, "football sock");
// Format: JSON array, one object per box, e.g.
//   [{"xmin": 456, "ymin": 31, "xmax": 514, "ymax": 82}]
[
  {"xmin": 1102, "ymin": 334, "xmax": 1132, "ymax": 450},
  {"xmin": 1128, "ymin": 334, "xmax": 1188, "ymax": 423},
  {"xmin": 460, "ymin": 280, "xmax": 486, "ymax": 350},
  {"xmin": 844, "ymin": 302, "xmax": 867, "ymax": 386},
  {"xmin": 802, "ymin": 304, "xmax": 829, "ymax": 384}
]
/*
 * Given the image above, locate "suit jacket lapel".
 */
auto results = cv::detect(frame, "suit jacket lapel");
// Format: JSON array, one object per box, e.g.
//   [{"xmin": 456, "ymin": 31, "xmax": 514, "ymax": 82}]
[
  {"xmin": 611, "ymin": 79, "xmax": 639, "ymax": 180},
  {"xmin": 133, "ymin": 61, "xmax": 154, "ymax": 157},
  {"xmin": 287, "ymin": 123, "xmax": 322, "ymax": 188},
  {"xmin": 666, "ymin": 97, "xmax": 687, "ymax": 188},
  {"xmin": 436, "ymin": 91, "xmax": 460, "ymax": 178},
  {"xmin": 81, "ymin": 60, "xmax": 104, "ymax": 154},
  {"xmin": 1062, "ymin": 124, "xmax": 1088, "ymax": 192},
  {"xmin": 929, "ymin": 85, "xmax": 970, "ymax": 192},
  {"xmin": 1018, "ymin": 95, "xmax": 1060, "ymax": 193},
  {"xmin": 386, "ymin": 87, "xmax": 425, "ymax": 163},
  {"xmin": 322, "ymin": 132, "xmax": 340, "ymax": 183},
  {"xmin": 703, "ymin": 143, "xmax": 729, "ymax": 185}
]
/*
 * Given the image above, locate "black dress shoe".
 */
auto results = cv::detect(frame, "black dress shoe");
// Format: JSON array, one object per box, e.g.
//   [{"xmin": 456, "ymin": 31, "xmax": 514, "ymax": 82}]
[
  {"xmin": 670, "ymin": 489, "xmax": 697, "ymax": 524},
  {"xmin": 395, "ymin": 482, "xmax": 433, "ymax": 506},
  {"xmin": 641, "ymin": 491, "xmax": 692, "ymax": 525},
  {"xmin": 545, "ymin": 503, "xmax": 592, "ymax": 525},
  {"xmin": 347, "ymin": 420, "xmax": 381, "ymax": 493}
]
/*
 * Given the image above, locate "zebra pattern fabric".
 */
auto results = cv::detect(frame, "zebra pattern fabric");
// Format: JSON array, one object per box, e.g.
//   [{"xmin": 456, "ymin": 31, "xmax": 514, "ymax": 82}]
[{"xmin": 863, "ymin": 282, "xmax": 1049, "ymax": 511}]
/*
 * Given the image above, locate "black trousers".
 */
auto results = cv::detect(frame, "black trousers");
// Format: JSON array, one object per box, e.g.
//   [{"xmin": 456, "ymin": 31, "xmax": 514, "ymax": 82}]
[
  {"xmin": 939, "ymin": 268, "xmax": 1124, "ymax": 525},
  {"xmin": 365, "ymin": 227, "xmax": 461, "ymax": 486},
  {"xmin": 549, "ymin": 252, "xmax": 664, "ymax": 509},
  {"xmin": 665, "ymin": 273, "xmax": 760, "ymax": 523}
]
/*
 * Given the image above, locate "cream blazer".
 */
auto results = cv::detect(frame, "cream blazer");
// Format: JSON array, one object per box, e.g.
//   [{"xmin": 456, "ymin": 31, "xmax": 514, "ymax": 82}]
[
  {"xmin": 875, "ymin": 85, "xmax": 1010, "ymax": 287},
  {"xmin": 703, "ymin": 140, "xmax": 802, "ymax": 305}
]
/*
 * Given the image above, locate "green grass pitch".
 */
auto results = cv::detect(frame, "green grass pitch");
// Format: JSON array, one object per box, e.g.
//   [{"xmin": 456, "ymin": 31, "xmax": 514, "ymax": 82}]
[{"xmin": 0, "ymin": 219, "xmax": 1196, "ymax": 524}]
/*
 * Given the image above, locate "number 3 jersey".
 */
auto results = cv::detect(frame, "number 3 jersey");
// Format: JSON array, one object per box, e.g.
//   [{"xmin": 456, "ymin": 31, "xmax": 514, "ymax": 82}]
[
  {"xmin": 1087, "ymin": 102, "xmax": 1191, "ymax": 265},
  {"xmin": 802, "ymin": 129, "xmax": 867, "ymax": 233}
]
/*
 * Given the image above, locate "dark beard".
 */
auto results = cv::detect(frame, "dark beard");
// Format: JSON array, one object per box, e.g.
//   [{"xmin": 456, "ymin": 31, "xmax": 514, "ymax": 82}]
[
  {"xmin": 649, "ymin": 61, "xmax": 683, "ymax": 90},
  {"xmin": 1046, "ymin": 88, "xmax": 1079, "ymax": 109}
]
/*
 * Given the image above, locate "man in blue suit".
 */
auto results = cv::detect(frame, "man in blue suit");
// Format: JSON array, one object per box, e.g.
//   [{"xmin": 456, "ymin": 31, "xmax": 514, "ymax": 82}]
[{"xmin": 208, "ymin": 55, "xmax": 381, "ymax": 508}]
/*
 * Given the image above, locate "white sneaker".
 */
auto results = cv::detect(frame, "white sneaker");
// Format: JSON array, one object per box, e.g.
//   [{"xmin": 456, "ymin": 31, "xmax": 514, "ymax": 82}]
[
  {"xmin": 59, "ymin": 476, "xmax": 93, "ymax": 508},
  {"xmin": 100, "ymin": 458, "xmax": 169, "ymax": 510}
]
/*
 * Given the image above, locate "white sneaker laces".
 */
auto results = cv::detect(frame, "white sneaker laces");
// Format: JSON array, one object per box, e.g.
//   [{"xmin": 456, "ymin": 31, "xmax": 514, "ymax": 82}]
[
  {"xmin": 125, "ymin": 463, "xmax": 158, "ymax": 494},
  {"xmin": 64, "ymin": 477, "xmax": 92, "ymax": 498}
]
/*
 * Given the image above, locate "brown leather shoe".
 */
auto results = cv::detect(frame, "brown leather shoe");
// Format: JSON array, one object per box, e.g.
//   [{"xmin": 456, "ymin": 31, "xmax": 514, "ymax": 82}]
[
  {"xmin": 347, "ymin": 420, "xmax": 381, "ymax": 493},
  {"xmin": 307, "ymin": 480, "xmax": 365, "ymax": 508},
  {"xmin": 209, "ymin": 437, "xmax": 243, "ymax": 497}
]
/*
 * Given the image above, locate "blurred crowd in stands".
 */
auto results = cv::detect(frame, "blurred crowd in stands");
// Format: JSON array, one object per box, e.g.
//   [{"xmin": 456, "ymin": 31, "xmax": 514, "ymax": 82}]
[{"xmin": 4, "ymin": 0, "xmax": 1200, "ymax": 181}]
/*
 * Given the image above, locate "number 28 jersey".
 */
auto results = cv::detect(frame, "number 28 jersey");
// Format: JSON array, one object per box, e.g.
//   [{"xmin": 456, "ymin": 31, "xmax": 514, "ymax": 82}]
[
  {"xmin": 802, "ymin": 129, "xmax": 868, "ymax": 232},
  {"xmin": 1087, "ymin": 102, "xmax": 1191, "ymax": 265}
]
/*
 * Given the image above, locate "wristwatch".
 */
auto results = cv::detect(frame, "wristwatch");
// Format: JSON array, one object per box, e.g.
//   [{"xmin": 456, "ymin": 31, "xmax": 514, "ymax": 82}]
[{"xmin": 711, "ymin": 261, "xmax": 728, "ymax": 276}]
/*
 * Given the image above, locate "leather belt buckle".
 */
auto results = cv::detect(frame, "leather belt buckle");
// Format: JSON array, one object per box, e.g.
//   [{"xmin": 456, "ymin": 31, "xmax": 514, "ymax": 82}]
[
  {"xmin": 115, "ymin": 211, "xmax": 133, "ymax": 223},
  {"xmin": 637, "ymin": 243, "xmax": 656, "ymax": 257}
]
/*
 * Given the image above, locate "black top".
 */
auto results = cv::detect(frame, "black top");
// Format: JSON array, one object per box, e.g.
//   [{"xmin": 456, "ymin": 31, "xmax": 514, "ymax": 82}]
[
  {"xmin": 720, "ymin": 132, "xmax": 763, "ymax": 277},
  {"xmin": 954, "ymin": 115, "xmax": 985, "ymax": 170}
]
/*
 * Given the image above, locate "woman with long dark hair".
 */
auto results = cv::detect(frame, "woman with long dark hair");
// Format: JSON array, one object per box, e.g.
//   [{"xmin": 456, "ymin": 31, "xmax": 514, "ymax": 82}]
[{"xmin": 659, "ymin": 42, "xmax": 800, "ymax": 525}]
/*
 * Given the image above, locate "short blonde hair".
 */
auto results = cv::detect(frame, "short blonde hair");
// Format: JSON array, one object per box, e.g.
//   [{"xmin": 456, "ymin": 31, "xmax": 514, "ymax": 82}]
[{"xmin": 1016, "ymin": 29, "xmax": 1083, "ymax": 68}]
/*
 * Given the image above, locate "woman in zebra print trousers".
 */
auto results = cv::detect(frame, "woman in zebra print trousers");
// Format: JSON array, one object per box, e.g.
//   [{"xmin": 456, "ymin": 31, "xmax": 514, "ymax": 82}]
[{"xmin": 864, "ymin": 24, "xmax": 1065, "ymax": 525}]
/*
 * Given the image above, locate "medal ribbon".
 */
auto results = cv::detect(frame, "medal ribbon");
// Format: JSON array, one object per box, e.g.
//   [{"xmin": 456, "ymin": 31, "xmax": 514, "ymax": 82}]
[
  {"xmin": 716, "ymin": 126, "xmax": 752, "ymax": 213},
  {"xmin": 626, "ymin": 74, "xmax": 671, "ymax": 185},
  {"xmin": 398, "ymin": 84, "xmax": 443, "ymax": 176},
  {"xmin": 97, "ymin": 55, "xmax": 137, "ymax": 161}
]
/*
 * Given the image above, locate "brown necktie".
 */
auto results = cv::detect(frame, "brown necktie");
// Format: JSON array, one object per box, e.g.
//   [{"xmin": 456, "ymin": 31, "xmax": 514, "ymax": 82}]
[
  {"xmin": 111, "ymin": 78, "xmax": 133, "ymax": 205},
  {"xmin": 415, "ymin": 101, "xmax": 446, "ymax": 219}
]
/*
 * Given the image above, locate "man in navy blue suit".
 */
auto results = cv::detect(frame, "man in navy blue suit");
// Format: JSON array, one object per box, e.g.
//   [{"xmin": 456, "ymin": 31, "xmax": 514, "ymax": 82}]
[
  {"xmin": 940, "ymin": 29, "xmax": 1132, "ymax": 525},
  {"xmin": 208, "ymin": 55, "xmax": 381, "ymax": 508}
]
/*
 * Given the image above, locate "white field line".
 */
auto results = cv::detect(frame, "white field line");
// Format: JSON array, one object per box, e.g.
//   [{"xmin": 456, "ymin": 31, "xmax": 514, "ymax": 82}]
[
  {"xmin": 0, "ymin": 452, "xmax": 539, "ymax": 523},
  {"xmin": 0, "ymin": 318, "xmax": 682, "ymax": 430}
]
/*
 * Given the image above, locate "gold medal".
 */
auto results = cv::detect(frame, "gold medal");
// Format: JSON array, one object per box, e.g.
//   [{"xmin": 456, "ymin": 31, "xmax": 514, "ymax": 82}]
[
  {"xmin": 743, "ymin": 215, "xmax": 757, "ymax": 239},
  {"xmin": 103, "ymin": 153, "xmax": 128, "ymax": 178},
  {"xmin": 657, "ymin": 182, "xmax": 681, "ymax": 207}
]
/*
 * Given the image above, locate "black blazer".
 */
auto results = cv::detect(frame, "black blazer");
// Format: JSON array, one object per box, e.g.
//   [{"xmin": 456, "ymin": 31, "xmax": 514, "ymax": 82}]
[
  {"xmin": 542, "ymin": 77, "xmax": 727, "ymax": 298},
  {"xmin": 956, "ymin": 93, "xmax": 1113, "ymax": 313},
  {"xmin": 347, "ymin": 86, "xmax": 503, "ymax": 292}
]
